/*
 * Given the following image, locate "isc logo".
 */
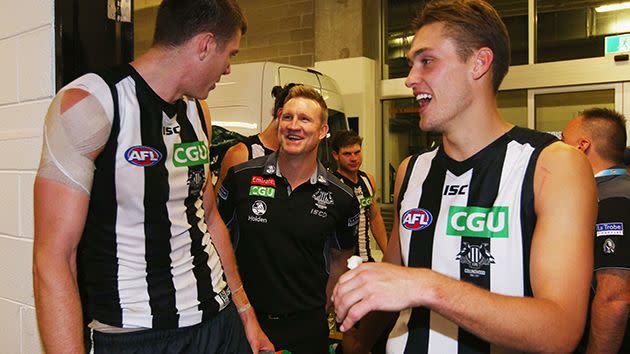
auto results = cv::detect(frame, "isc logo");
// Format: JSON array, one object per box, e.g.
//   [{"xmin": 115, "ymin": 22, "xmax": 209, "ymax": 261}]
[
  {"xmin": 125, "ymin": 146, "xmax": 162, "ymax": 167},
  {"xmin": 162, "ymin": 126, "xmax": 181, "ymax": 135},
  {"xmin": 401, "ymin": 208, "xmax": 433, "ymax": 231},
  {"xmin": 443, "ymin": 184, "xmax": 468, "ymax": 196}
]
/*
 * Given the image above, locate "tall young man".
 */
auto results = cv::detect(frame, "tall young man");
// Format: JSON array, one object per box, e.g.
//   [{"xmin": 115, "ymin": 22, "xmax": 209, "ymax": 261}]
[
  {"xmin": 331, "ymin": 130, "xmax": 388, "ymax": 261},
  {"xmin": 563, "ymin": 108, "xmax": 630, "ymax": 354},
  {"xmin": 218, "ymin": 86, "xmax": 359, "ymax": 353},
  {"xmin": 333, "ymin": 1, "xmax": 597, "ymax": 353},
  {"xmin": 33, "ymin": 0, "xmax": 272, "ymax": 352}
]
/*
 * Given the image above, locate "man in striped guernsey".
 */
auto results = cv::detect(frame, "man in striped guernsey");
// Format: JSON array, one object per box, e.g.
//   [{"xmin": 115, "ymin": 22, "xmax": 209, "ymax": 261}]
[
  {"xmin": 331, "ymin": 130, "xmax": 388, "ymax": 262},
  {"xmin": 333, "ymin": 1, "xmax": 598, "ymax": 353},
  {"xmin": 33, "ymin": 0, "xmax": 272, "ymax": 353}
]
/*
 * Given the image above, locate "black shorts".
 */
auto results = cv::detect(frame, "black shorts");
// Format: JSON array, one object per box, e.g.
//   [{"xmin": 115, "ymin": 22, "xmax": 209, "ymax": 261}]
[
  {"xmin": 86, "ymin": 303, "xmax": 250, "ymax": 354},
  {"xmin": 258, "ymin": 308, "xmax": 328, "ymax": 354}
]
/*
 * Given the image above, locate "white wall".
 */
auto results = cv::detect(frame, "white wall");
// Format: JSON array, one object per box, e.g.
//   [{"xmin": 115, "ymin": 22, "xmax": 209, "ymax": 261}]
[
  {"xmin": 0, "ymin": 0, "xmax": 53, "ymax": 352},
  {"xmin": 314, "ymin": 57, "xmax": 381, "ymax": 194}
]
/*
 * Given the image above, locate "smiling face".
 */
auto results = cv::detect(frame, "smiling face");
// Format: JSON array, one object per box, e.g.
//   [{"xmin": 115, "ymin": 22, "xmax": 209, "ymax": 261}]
[
  {"xmin": 278, "ymin": 97, "xmax": 329, "ymax": 158},
  {"xmin": 334, "ymin": 144, "xmax": 362, "ymax": 175},
  {"xmin": 404, "ymin": 22, "xmax": 475, "ymax": 133}
]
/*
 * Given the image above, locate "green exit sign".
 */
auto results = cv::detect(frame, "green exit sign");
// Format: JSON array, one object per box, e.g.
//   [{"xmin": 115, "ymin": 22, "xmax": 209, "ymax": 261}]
[{"xmin": 605, "ymin": 34, "xmax": 630, "ymax": 55}]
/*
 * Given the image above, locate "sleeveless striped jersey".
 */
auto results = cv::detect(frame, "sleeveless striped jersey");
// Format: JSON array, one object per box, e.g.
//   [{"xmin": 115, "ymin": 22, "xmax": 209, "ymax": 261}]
[
  {"xmin": 333, "ymin": 170, "xmax": 376, "ymax": 262},
  {"xmin": 75, "ymin": 65, "xmax": 229, "ymax": 330},
  {"xmin": 244, "ymin": 134, "xmax": 274, "ymax": 160},
  {"xmin": 388, "ymin": 127, "xmax": 556, "ymax": 354}
]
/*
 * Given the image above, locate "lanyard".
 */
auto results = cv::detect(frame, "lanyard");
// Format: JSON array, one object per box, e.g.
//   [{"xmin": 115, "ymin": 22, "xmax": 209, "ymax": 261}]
[{"xmin": 595, "ymin": 168, "xmax": 629, "ymax": 177}]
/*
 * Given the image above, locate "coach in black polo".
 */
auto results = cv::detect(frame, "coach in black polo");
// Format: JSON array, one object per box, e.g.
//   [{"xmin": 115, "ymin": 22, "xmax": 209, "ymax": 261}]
[{"xmin": 217, "ymin": 85, "xmax": 359, "ymax": 354}]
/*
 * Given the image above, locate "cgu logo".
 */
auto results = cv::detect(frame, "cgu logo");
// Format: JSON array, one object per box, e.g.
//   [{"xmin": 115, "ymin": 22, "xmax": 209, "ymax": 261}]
[
  {"xmin": 125, "ymin": 146, "xmax": 162, "ymax": 167},
  {"xmin": 401, "ymin": 208, "xmax": 433, "ymax": 231},
  {"xmin": 173, "ymin": 141, "xmax": 209, "ymax": 167},
  {"xmin": 446, "ymin": 206, "xmax": 509, "ymax": 238}
]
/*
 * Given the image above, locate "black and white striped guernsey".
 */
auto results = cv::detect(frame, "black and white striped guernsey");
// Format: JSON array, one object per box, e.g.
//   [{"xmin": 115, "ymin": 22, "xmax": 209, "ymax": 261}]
[
  {"xmin": 244, "ymin": 134, "xmax": 274, "ymax": 160},
  {"xmin": 333, "ymin": 170, "xmax": 376, "ymax": 262},
  {"xmin": 388, "ymin": 127, "xmax": 556, "ymax": 354},
  {"xmin": 75, "ymin": 64, "xmax": 229, "ymax": 330}
]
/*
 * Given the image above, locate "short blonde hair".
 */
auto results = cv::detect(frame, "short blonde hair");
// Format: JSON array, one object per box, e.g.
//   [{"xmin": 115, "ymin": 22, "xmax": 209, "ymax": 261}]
[{"xmin": 283, "ymin": 85, "xmax": 328, "ymax": 124}]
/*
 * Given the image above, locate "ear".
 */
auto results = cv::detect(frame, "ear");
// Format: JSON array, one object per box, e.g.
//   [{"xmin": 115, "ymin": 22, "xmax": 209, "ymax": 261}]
[
  {"xmin": 319, "ymin": 122, "xmax": 329, "ymax": 140},
  {"xmin": 196, "ymin": 32, "xmax": 217, "ymax": 61},
  {"xmin": 332, "ymin": 150, "xmax": 339, "ymax": 161},
  {"xmin": 577, "ymin": 137, "xmax": 592, "ymax": 154},
  {"xmin": 471, "ymin": 47, "xmax": 493, "ymax": 81}
]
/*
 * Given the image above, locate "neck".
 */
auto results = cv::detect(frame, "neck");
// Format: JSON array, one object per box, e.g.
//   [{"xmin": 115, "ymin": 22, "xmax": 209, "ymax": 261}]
[
  {"xmin": 277, "ymin": 150, "xmax": 318, "ymax": 189},
  {"xmin": 130, "ymin": 47, "xmax": 187, "ymax": 103},
  {"xmin": 258, "ymin": 120, "xmax": 280, "ymax": 151},
  {"xmin": 441, "ymin": 97, "xmax": 512, "ymax": 161},
  {"xmin": 336, "ymin": 168, "xmax": 359, "ymax": 183},
  {"xmin": 591, "ymin": 158, "xmax": 618, "ymax": 176}
]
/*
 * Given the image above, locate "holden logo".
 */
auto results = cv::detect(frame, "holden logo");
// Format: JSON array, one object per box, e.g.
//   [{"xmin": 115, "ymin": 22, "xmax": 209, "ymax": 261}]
[{"xmin": 252, "ymin": 200, "xmax": 267, "ymax": 216}]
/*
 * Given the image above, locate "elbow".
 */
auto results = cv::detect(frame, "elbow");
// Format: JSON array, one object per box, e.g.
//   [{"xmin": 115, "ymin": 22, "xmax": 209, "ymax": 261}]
[{"xmin": 538, "ymin": 319, "xmax": 586, "ymax": 353}]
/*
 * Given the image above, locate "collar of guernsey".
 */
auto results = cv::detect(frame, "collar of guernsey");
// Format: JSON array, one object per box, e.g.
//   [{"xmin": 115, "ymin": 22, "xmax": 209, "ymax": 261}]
[
  {"xmin": 595, "ymin": 168, "xmax": 629, "ymax": 178},
  {"xmin": 261, "ymin": 151, "xmax": 329, "ymax": 185}
]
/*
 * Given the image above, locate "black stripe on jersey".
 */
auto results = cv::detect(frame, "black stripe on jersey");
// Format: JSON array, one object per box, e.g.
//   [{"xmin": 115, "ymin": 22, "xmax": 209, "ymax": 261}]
[
  {"xmin": 456, "ymin": 142, "xmax": 508, "ymax": 354},
  {"xmin": 404, "ymin": 153, "xmax": 447, "ymax": 354},
  {"xmin": 80, "ymin": 69, "xmax": 124, "ymax": 326},
  {"xmin": 175, "ymin": 103, "xmax": 219, "ymax": 319},
  {"xmin": 194, "ymin": 99, "xmax": 209, "ymax": 138},
  {"xmin": 137, "ymin": 84, "xmax": 178, "ymax": 329},
  {"xmin": 397, "ymin": 154, "xmax": 421, "ymax": 213}
]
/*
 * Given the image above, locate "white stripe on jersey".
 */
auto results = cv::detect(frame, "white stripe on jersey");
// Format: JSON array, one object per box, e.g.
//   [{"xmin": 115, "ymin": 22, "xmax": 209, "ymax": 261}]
[
  {"xmin": 114, "ymin": 77, "xmax": 152, "ymax": 328},
  {"xmin": 489, "ymin": 140, "xmax": 533, "ymax": 298},
  {"xmin": 387, "ymin": 308, "xmax": 412, "ymax": 353},
  {"xmin": 427, "ymin": 169, "xmax": 472, "ymax": 350}
]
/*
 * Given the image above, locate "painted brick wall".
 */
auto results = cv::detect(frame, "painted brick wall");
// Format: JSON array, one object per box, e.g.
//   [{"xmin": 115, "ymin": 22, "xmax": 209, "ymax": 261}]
[
  {"xmin": 0, "ymin": 0, "xmax": 53, "ymax": 352},
  {"xmin": 234, "ymin": 0, "xmax": 315, "ymax": 67}
]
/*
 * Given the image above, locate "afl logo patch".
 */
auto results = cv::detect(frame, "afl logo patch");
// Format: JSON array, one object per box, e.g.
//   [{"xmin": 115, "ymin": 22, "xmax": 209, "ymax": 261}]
[
  {"xmin": 125, "ymin": 146, "xmax": 162, "ymax": 167},
  {"xmin": 401, "ymin": 208, "xmax": 433, "ymax": 231}
]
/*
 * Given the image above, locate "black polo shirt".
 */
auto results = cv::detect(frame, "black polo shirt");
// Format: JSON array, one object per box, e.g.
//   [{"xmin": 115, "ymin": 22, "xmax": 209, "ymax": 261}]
[{"xmin": 217, "ymin": 152, "xmax": 359, "ymax": 315}]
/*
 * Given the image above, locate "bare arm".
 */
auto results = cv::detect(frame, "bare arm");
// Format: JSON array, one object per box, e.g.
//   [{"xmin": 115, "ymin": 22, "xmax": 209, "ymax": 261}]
[
  {"xmin": 214, "ymin": 142, "xmax": 248, "ymax": 197},
  {"xmin": 587, "ymin": 269, "xmax": 630, "ymax": 354},
  {"xmin": 327, "ymin": 248, "xmax": 355, "ymax": 310},
  {"xmin": 366, "ymin": 173, "xmax": 388, "ymax": 252},
  {"xmin": 334, "ymin": 143, "xmax": 597, "ymax": 352},
  {"xmin": 34, "ymin": 178, "xmax": 90, "ymax": 354},
  {"xmin": 200, "ymin": 102, "xmax": 273, "ymax": 352},
  {"xmin": 33, "ymin": 88, "xmax": 106, "ymax": 354}
]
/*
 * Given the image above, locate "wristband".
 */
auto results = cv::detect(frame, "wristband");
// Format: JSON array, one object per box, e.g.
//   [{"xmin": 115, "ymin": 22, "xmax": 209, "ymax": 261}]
[{"xmin": 237, "ymin": 303, "xmax": 252, "ymax": 314}]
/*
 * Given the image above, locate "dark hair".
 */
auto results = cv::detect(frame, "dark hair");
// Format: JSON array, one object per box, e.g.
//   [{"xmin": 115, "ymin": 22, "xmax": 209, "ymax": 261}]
[
  {"xmin": 153, "ymin": 0, "xmax": 247, "ymax": 48},
  {"xmin": 331, "ymin": 130, "xmax": 363, "ymax": 152},
  {"xmin": 271, "ymin": 83, "xmax": 301, "ymax": 119},
  {"xmin": 580, "ymin": 108, "xmax": 627, "ymax": 164},
  {"xmin": 283, "ymin": 85, "xmax": 328, "ymax": 124},
  {"xmin": 411, "ymin": 0, "xmax": 509, "ymax": 92}
]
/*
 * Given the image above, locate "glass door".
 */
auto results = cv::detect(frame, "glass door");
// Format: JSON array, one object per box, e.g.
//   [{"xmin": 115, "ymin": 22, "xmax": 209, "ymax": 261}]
[{"xmin": 527, "ymin": 83, "xmax": 623, "ymax": 138}]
